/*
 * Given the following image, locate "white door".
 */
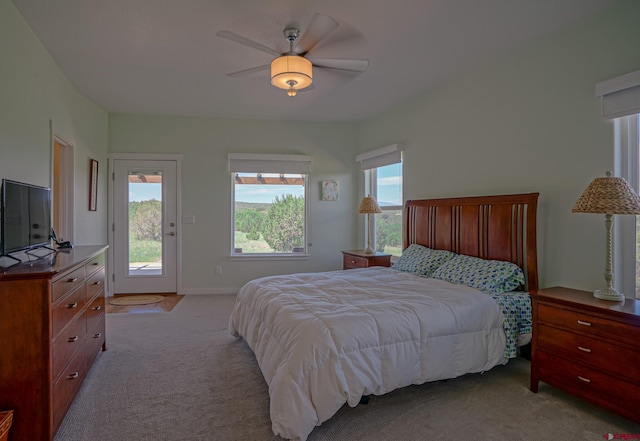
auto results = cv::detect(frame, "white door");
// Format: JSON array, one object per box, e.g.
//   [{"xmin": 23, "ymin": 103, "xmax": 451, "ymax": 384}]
[{"xmin": 112, "ymin": 159, "xmax": 178, "ymax": 294}]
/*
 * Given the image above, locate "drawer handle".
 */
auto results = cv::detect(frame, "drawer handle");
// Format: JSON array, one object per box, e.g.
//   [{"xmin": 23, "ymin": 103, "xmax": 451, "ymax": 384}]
[
  {"xmin": 94, "ymin": 281, "xmax": 102, "ymax": 286},
  {"xmin": 351, "ymin": 260, "xmax": 356, "ymax": 264},
  {"xmin": 577, "ymin": 320, "xmax": 592, "ymax": 326},
  {"xmin": 94, "ymin": 332, "xmax": 102, "ymax": 338},
  {"xmin": 67, "ymin": 372, "xmax": 79, "ymax": 380},
  {"xmin": 93, "ymin": 305, "xmax": 102, "ymax": 311},
  {"xmin": 68, "ymin": 336, "xmax": 79, "ymax": 342},
  {"xmin": 577, "ymin": 346, "xmax": 592, "ymax": 353},
  {"xmin": 67, "ymin": 277, "xmax": 78, "ymax": 283},
  {"xmin": 92, "ymin": 262, "xmax": 99, "ymax": 266},
  {"xmin": 67, "ymin": 302, "xmax": 78, "ymax": 308},
  {"xmin": 577, "ymin": 375, "xmax": 591, "ymax": 383}
]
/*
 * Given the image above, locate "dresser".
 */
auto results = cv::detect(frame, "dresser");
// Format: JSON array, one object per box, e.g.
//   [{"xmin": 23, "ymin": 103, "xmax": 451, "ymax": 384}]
[
  {"xmin": 0, "ymin": 245, "xmax": 108, "ymax": 441},
  {"xmin": 529, "ymin": 286, "xmax": 640, "ymax": 423},
  {"xmin": 0, "ymin": 411, "xmax": 12, "ymax": 441},
  {"xmin": 342, "ymin": 250, "xmax": 392, "ymax": 270}
]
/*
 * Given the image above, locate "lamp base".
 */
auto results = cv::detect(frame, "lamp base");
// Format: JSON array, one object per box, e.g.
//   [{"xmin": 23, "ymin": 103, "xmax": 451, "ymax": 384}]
[
  {"xmin": 593, "ymin": 287, "xmax": 625, "ymax": 302},
  {"xmin": 364, "ymin": 246, "xmax": 375, "ymax": 254}
]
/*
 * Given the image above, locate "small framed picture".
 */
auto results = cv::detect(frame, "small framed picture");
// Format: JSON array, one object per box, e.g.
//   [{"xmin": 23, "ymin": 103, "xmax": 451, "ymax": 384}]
[
  {"xmin": 89, "ymin": 159, "xmax": 98, "ymax": 211},
  {"xmin": 322, "ymin": 180, "xmax": 338, "ymax": 201}
]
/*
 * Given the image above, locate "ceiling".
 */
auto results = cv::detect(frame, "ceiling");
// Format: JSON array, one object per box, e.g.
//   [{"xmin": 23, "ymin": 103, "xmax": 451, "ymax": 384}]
[{"xmin": 12, "ymin": 0, "xmax": 615, "ymax": 123}]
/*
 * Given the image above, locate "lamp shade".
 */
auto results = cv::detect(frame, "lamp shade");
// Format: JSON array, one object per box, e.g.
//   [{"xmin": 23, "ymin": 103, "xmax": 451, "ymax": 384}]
[
  {"xmin": 358, "ymin": 195, "xmax": 382, "ymax": 214},
  {"xmin": 572, "ymin": 174, "xmax": 640, "ymax": 215},
  {"xmin": 271, "ymin": 55, "xmax": 313, "ymax": 90}
]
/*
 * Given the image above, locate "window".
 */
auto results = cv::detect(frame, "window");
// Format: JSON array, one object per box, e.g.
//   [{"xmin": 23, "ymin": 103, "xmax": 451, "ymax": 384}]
[
  {"xmin": 228, "ymin": 154, "xmax": 310, "ymax": 257},
  {"xmin": 598, "ymin": 69, "xmax": 640, "ymax": 298},
  {"xmin": 357, "ymin": 145, "xmax": 403, "ymax": 256},
  {"xmin": 613, "ymin": 114, "xmax": 640, "ymax": 299}
]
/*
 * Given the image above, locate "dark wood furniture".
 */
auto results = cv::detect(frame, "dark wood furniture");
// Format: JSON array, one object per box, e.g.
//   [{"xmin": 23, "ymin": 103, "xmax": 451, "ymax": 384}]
[
  {"xmin": 342, "ymin": 250, "xmax": 392, "ymax": 269},
  {"xmin": 529, "ymin": 286, "xmax": 640, "ymax": 423},
  {"xmin": 0, "ymin": 245, "xmax": 108, "ymax": 441},
  {"xmin": 0, "ymin": 411, "xmax": 13, "ymax": 441},
  {"xmin": 404, "ymin": 193, "xmax": 539, "ymax": 291}
]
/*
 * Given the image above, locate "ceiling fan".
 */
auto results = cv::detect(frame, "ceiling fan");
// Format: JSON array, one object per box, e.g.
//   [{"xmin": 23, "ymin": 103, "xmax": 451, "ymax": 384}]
[{"xmin": 216, "ymin": 14, "xmax": 369, "ymax": 97}]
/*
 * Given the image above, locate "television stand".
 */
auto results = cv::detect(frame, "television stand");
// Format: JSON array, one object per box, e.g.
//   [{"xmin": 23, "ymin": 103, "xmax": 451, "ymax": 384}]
[
  {"xmin": 25, "ymin": 245, "xmax": 55, "ymax": 258},
  {"xmin": 0, "ymin": 253, "xmax": 21, "ymax": 264},
  {"xmin": 0, "ymin": 246, "xmax": 56, "ymax": 267}
]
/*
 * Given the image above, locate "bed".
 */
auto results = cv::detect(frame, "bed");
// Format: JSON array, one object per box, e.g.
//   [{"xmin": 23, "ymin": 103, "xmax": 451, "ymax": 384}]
[{"xmin": 229, "ymin": 192, "xmax": 539, "ymax": 441}]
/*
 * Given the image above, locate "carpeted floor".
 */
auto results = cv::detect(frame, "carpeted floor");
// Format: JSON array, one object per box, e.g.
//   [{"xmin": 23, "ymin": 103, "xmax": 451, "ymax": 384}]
[{"xmin": 54, "ymin": 294, "xmax": 640, "ymax": 441}]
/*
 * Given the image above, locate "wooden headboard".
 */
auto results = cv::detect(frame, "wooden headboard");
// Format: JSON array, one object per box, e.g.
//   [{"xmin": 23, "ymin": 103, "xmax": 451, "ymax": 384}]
[{"xmin": 404, "ymin": 193, "xmax": 539, "ymax": 291}]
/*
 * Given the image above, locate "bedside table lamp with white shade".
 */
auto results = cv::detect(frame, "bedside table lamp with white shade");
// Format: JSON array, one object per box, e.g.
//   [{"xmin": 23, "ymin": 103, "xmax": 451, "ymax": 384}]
[
  {"xmin": 572, "ymin": 171, "xmax": 640, "ymax": 301},
  {"xmin": 358, "ymin": 195, "xmax": 382, "ymax": 254}
]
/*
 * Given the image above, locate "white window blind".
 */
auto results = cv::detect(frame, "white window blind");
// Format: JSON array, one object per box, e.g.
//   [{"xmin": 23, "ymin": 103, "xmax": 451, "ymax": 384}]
[
  {"xmin": 356, "ymin": 144, "xmax": 402, "ymax": 170},
  {"xmin": 595, "ymin": 69, "xmax": 640, "ymax": 119},
  {"xmin": 228, "ymin": 153, "xmax": 312, "ymax": 174}
]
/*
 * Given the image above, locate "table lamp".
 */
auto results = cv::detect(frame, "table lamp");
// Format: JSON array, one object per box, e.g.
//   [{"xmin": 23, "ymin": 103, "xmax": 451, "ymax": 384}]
[
  {"xmin": 572, "ymin": 172, "xmax": 640, "ymax": 301},
  {"xmin": 358, "ymin": 195, "xmax": 382, "ymax": 254}
]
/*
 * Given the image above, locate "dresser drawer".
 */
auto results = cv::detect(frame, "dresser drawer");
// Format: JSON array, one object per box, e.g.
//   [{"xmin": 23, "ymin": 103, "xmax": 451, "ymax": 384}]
[
  {"xmin": 85, "ymin": 253, "xmax": 105, "ymax": 277},
  {"xmin": 52, "ymin": 285, "xmax": 87, "ymax": 337},
  {"xmin": 537, "ymin": 303, "xmax": 640, "ymax": 348},
  {"xmin": 343, "ymin": 254, "xmax": 368, "ymax": 269},
  {"xmin": 86, "ymin": 266, "xmax": 105, "ymax": 301},
  {"xmin": 87, "ymin": 314, "xmax": 106, "ymax": 362},
  {"xmin": 52, "ymin": 316, "xmax": 85, "ymax": 381},
  {"xmin": 86, "ymin": 295, "xmax": 105, "ymax": 334},
  {"xmin": 52, "ymin": 342, "xmax": 87, "ymax": 432},
  {"xmin": 537, "ymin": 350, "xmax": 640, "ymax": 423},
  {"xmin": 52, "ymin": 267, "xmax": 85, "ymax": 302},
  {"xmin": 537, "ymin": 323, "xmax": 640, "ymax": 384}
]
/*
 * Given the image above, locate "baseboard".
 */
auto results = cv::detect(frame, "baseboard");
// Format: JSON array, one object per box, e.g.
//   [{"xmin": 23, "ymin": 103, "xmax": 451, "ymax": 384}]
[{"xmin": 180, "ymin": 288, "xmax": 239, "ymax": 295}]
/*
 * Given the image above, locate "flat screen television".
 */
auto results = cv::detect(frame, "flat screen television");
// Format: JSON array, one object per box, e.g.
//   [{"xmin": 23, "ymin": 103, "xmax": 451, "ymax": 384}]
[{"xmin": 1, "ymin": 179, "xmax": 52, "ymax": 256}]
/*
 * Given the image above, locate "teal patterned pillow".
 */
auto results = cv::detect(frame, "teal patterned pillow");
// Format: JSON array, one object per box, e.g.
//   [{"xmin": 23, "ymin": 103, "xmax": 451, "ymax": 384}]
[
  {"xmin": 431, "ymin": 254, "xmax": 525, "ymax": 294},
  {"xmin": 392, "ymin": 244, "xmax": 456, "ymax": 277}
]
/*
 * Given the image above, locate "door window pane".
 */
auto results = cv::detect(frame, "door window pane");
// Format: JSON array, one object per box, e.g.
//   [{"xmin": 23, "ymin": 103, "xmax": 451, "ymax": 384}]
[{"xmin": 128, "ymin": 172, "xmax": 163, "ymax": 276}]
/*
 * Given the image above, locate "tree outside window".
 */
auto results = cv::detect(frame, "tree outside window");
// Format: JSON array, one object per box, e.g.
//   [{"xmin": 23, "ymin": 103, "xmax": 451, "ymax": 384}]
[{"xmin": 232, "ymin": 172, "xmax": 307, "ymax": 255}]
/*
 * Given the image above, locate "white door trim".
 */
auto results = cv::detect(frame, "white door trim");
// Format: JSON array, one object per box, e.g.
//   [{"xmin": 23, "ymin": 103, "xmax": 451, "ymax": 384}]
[
  {"xmin": 107, "ymin": 153, "xmax": 183, "ymax": 296},
  {"xmin": 50, "ymin": 125, "xmax": 75, "ymax": 244}
]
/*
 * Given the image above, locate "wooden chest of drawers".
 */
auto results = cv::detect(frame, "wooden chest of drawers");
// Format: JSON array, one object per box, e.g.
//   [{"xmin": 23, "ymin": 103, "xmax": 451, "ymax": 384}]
[
  {"xmin": 342, "ymin": 250, "xmax": 392, "ymax": 270},
  {"xmin": 0, "ymin": 411, "xmax": 13, "ymax": 441},
  {"xmin": 0, "ymin": 246, "xmax": 107, "ymax": 441},
  {"xmin": 529, "ymin": 287, "xmax": 640, "ymax": 423}
]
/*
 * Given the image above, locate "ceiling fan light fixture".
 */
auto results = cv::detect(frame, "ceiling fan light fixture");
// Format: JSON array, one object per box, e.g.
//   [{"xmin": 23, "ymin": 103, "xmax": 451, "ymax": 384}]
[
  {"xmin": 286, "ymin": 81, "xmax": 297, "ymax": 97},
  {"xmin": 271, "ymin": 55, "xmax": 312, "ymax": 94}
]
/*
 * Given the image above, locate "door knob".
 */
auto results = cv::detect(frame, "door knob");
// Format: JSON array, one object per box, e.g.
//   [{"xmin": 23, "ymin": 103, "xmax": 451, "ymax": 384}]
[{"xmin": 166, "ymin": 231, "xmax": 176, "ymax": 236}]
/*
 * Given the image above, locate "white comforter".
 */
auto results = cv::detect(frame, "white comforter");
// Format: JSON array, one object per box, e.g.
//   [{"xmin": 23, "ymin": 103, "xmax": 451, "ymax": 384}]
[{"xmin": 229, "ymin": 267, "xmax": 507, "ymax": 441}]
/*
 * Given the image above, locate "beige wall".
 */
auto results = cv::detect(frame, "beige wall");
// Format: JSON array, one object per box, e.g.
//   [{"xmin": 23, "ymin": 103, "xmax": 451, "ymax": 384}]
[
  {"xmin": 109, "ymin": 115, "xmax": 359, "ymax": 292},
  {"xmin": 0, "ymin": 0, "xmax": 109, "ymax": 248},
  {"xmin": 358, "ymin": 0, "xmax": 640, "ymax": 292},
  {"xmin": 3, "ymin": 0, "xmax": 640, "ymax": 294}
]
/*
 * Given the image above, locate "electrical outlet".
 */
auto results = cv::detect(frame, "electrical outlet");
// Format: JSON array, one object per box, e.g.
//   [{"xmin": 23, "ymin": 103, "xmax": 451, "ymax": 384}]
[{"xmin": 215, "ymin": 266, "xmax": 222, "ymax": 275}]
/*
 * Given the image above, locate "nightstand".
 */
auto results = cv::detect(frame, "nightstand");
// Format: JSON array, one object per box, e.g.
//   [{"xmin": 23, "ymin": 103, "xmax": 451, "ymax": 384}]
[
  {"xmin": 529, "ymin": 286, "xmax": 640, "ymax": 423},
  {"xmin": 342, "ymin": 250, "xmax": 392, "ymax": 270}
]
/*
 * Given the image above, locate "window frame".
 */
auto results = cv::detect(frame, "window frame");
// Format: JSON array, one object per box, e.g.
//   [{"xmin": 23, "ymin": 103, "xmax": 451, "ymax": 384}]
[
  {"xmin": 357, "ymin": 145, "xmax": 403, "ymax": 255},
  {"xmin": 613, "ymin": 114, "xmax": 640, "ymax": 298},
  {"xmin": 228, "ymin": 154, "xmax": 311, "ymax": 260}
]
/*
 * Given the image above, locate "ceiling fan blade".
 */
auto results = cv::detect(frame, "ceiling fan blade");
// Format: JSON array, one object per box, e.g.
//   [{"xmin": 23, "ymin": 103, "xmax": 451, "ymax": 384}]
[
  {"xmin": 309, "ymin": 58, "xmax": 369, "ymax": 73},
  {"xmin": 226, "ymin": 64, "xmax": 270, "ymax": 78},
  {"xmin": 216, "ymin": 30, "xmax": 281, "ymax": 57},
  {"xmin": 296, "ymin": 14, "xmax": 339, "ymax": 54}
]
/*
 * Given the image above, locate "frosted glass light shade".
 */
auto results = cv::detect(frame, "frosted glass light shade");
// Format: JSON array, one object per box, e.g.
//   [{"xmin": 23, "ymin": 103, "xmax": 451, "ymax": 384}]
[{"xmin": 271, "ymin": 55, "xmax": 313, "ymax": 90}]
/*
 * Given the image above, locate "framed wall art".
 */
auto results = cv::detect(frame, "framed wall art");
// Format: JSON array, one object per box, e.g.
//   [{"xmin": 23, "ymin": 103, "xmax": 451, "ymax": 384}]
[
  {"xmin": 89, "ymin": 159, "xmax": 98, "ymax": 211},
  {"xmin": 321, "ymin": 180, "xmax": 338, "ymax": 201}
]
